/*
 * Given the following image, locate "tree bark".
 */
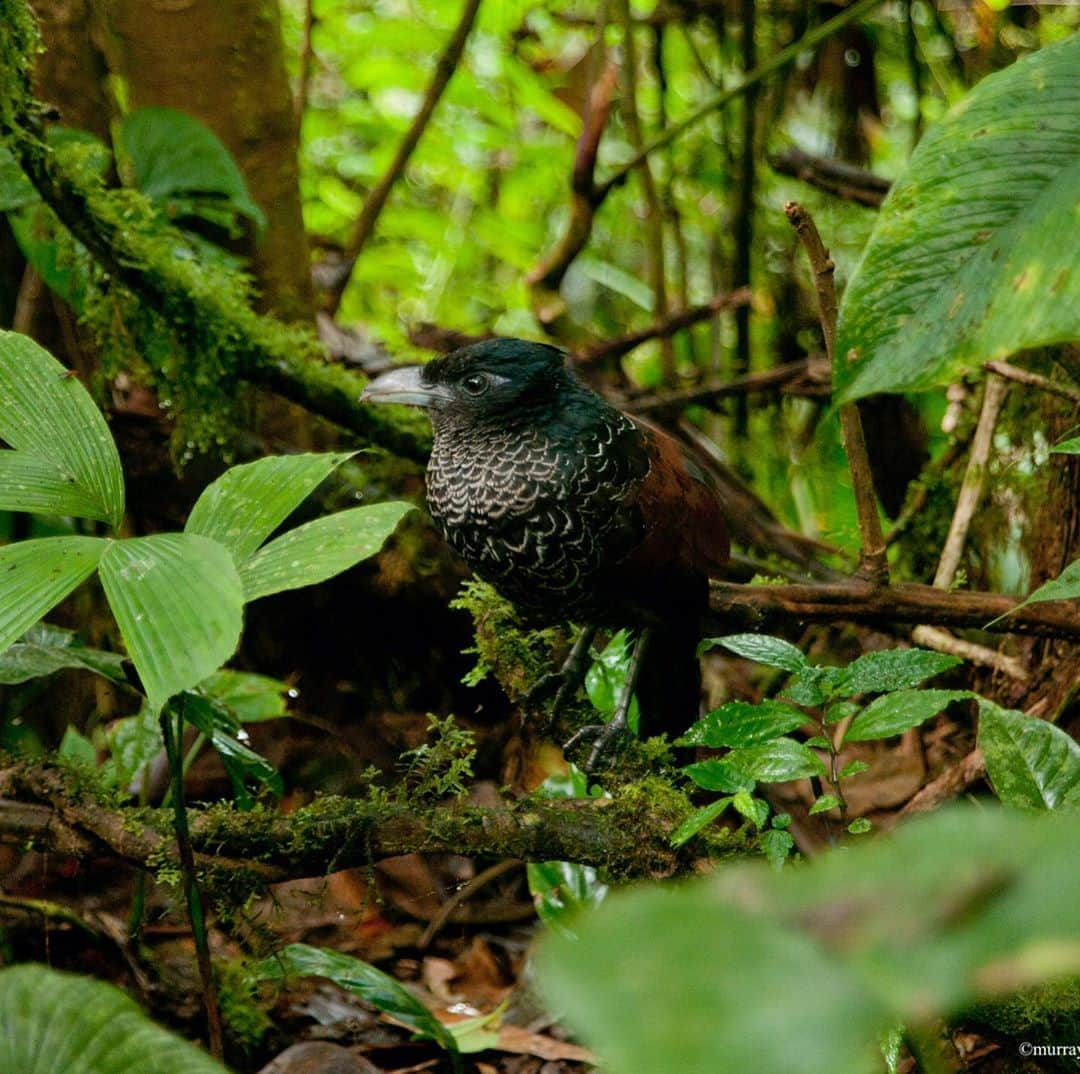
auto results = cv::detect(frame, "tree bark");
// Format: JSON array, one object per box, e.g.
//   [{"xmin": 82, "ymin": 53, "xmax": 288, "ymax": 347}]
[{"xmin": 97, "ymin": 0, "xmax": 314, "ymax": 322}]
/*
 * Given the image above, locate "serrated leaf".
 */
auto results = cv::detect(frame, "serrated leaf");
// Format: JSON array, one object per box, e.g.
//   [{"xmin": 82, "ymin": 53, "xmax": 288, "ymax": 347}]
[
  {"xmin": 240, "ymin": 502, "xmax": 413, "ymax": 602},
  {"xmin": 98, "ymin": 534, "xmax": 243, "ymax": 714},
  {"xmin": 252, "ymin": 944, "xmax": 460, "ymax": 1063},
  {"xmin": 682, "ymin": 759, "xmax": 757, "ymax": 794},
  {"xmin": 120, "ymin": 107, "xmax": 266, "ymax": 235},
  {"xmin": 670, "ymin": 798, "xmax": 733, "ymax": 848},
  {"xmin": 844, "ymin": 689, "xmax": 972, "ymax": 743},
  {"xmin": 185, "ymin": 452, "xmax": 354, "ymax": 563},
  {"xmin": 0, "ymin": 331, "xmax": 124, "ymax": 527},
  {"xmin": 835, "ymin": 35, "xmax": 1080, "ymax": 402},
  {"xmin": 833, "ymin": 649, "xmax": 961, "ymax": 697},
  {"xmin": 733, "ymin": 791, "xmax": 770, "ymax": 829},
  {"xmin": 978, "ymin": 701, "xmax": 1080, "ymax": 811},
  {"xmin": 761, "ymin": 828, "xmax": 795, "ymax": 870},
  {"xmin": 783, "ymin": 665, "xmax": 844, "ymax": 706},
  {"xmin": 0, "ymin": 964, "xmax": 229, "ymax": 1074},
  {"xmin": 0, "ymin": 537, "xmax": 105, "ymax": 655},
  {"xmin": 677, "ymin": 699, "xmax": 808, "ymax": 748},
  {"xmin": 810, "ymin": 794, "xmax": 842, "ymax": 816},
  {"xmin": 703, "ymin": 634, "xmax": 807, "ymax": 672},
  {"xmin": 726, "ymin": 738, "xmax": 827, "ymax": 782}
]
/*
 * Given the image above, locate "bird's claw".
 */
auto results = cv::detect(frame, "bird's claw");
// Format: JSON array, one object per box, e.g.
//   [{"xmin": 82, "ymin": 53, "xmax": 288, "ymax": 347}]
[{"xmin": 564, "ymin": 713, "xmax": 630, "ymax": 773}]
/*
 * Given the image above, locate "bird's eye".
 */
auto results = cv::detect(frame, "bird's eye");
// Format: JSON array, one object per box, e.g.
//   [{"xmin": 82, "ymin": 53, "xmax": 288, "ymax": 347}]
[{"xmin": 461, "ymin": 373, "xmax": 489, "ymax": 396}]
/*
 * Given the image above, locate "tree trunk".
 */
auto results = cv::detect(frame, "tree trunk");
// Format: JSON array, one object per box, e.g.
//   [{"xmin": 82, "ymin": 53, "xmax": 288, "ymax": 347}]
[{"xmin": 96, "ymin": 0, "xmax": 314, "ymax": 322}]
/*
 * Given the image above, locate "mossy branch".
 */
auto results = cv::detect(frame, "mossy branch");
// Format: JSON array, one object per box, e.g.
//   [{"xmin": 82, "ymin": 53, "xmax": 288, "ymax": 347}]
[
  {"xmin": 0, "ymin": 762, "xmax": 748, "ymax": 898},
  {"xmin": 0, "ymin": 2, "xmax": 429, "ymax": 462}
]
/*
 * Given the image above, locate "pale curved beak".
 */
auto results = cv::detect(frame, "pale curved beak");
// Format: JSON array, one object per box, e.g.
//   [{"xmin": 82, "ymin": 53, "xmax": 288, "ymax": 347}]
[{"xmin": 360, "ymin": 365, "xmax": 450, "ymax": 408}]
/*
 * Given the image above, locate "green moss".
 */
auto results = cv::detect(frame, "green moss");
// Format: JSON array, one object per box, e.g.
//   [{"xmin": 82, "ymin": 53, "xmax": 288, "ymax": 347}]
[
  {"xmin": 398, "ymin": 714, "xmax": 476, "ymax": 802},
  {"xmin": 216, "ymin": 959, "xmax": 273, "ymax": 1054},
  {"xmin": 450, "ymin": 580, "xmax": 564, "ymax": 699}
]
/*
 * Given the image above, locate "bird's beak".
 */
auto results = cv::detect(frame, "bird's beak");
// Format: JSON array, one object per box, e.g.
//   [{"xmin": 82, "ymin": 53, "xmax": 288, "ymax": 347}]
[{"xmin": 361, "ymin": 366, "xmax": 450, "ymax": 408}]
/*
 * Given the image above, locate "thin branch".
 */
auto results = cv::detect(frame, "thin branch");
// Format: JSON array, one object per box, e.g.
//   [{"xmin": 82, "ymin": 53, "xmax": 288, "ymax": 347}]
[
  {"xmin": 626, "ymin": 358, "xmax": 807, "ymax": 414},
  {"xmin": 707, "ymin": 579, "xmax": 1080, "ymax": 638},
  {"xmin": 417, "ymin": 858, "xmax": 521, "ymax": 949},
  {"xmin": 908, "ymin": 625, "xmax": 1027, "ymax": 681},
  {"xmin": 985, "ymin": 359, "xmax": 1080, "ymax": 405},
  {"xmin": 325, "ymin": 0, "xmax": 483, "ymax": 315},
  {"xmin": 769, "ymin": 146, "xmax": 890, "ymax": 208},
  {"xmin": 575, "ymin": 287, "xmax": 751, "ymax": 365},
  {"xmin": 785, "ymin": 201, "xmax": 888, "ymax": 583},
  {"xmin": 593, "ymin": 0, "xmax": 889, "ymax": 203},
  {"xmin": 616, "ymin": 0, "xmax": 675, "ymax": 382}
]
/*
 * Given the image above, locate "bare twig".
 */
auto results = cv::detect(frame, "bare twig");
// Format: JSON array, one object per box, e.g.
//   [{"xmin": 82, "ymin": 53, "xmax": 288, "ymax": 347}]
[
  {"xmin": 785, "ymin": 201, "xmax": 888, "ymax": 583},
  {"xmin": 985, "ymin": 360, "xmax": 1080, "ymax": 405},
  {"xmin": 617, "ymin": 0, "xmax": 675, "ymax": 382},
  {"xmin": 769, "ymin": 146, "xmax": 890, "ymax": 208},
  {"xmin": 576, "ymin": 287, "xmax": 751, "ymax": 365},
  {"xmin": 417, "ymin": 858, "xmax": 522, "ymax": 949},
  {"xmin": 626, "ymin": 358, "xmax": 806, "ymax": 414},
  {"xmin": 909, "ymin": 625, "xmax": 1027, "ymax": 681},
  {"xmin": 899, "ymin": 748, "xmax": 986, "ymax": 817},
  {"xmin": 325, "ymin": 0, "xmax": 483, "ymax": 315}
]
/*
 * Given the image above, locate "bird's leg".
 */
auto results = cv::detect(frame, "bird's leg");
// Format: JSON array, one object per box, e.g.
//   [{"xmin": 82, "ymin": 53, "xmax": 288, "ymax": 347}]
[
  {"xmin": 525, "ymin": 625, "xmax": 598, "ymax": 730},
  {"xmin": 564, "ymin": 627, "xmax": 652, "ymax": 773}
]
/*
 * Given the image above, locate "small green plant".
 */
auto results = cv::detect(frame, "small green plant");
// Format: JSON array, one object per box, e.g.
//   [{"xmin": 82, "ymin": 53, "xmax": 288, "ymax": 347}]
[{"xmin": 398, "ymin": 714, "xmax": 477, "ymax": 800}]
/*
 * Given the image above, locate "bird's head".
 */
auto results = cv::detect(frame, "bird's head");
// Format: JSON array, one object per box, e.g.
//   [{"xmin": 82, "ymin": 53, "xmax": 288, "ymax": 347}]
[{"xmin": 361, "ymin": 338, "xmax": 572, "ymax": 430}]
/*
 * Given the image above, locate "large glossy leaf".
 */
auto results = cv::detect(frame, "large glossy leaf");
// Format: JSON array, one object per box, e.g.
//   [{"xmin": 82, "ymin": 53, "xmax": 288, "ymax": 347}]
[
  {"xmin": 724, "ymin": 737, "xmax": 827, "ymax": 782},
  {"xmin": 0, "ymin": 623, "xmax": 125, "ymax": 685},
  {"xmin": 185, "ymin": 451, "xmax": 354, "ymax": 563},
  {"xmin": 0, "ymin": 964, "xmax": 228, "ymax": 1074},
  {"xmin": 240, "ymin": 502, "xmax": 413, "ymax": 602},
  {"xmin": 844, "ymin": 689, "xmax": 972, "ymax": 742},
  {"xmin": 678, "ymin": 700, "xmax": 808, "ymax": 748},
  {"xmin": 702, "ymin": 633, "xmax": 808, "ymax": 672},
  {"xmin": 0, "ymin": 537, "xmax": 105, "ymax": 655},
  {"xmin": 537, "ymin": 807, "xmax": 1080, "ymax": 1074},
  {"xmin": 98, "ymin": 534, "xmax": 243, "ymax": 714},
  {"xmin": 831, "ymin": 649, "xmax": 961, "ymax": 697},
  {"xmin": 252, "ymin": 944, "xmax": 461, "ymax": 1064},
  {"xmin": 119, "ymin": 107, "xmax": 266, "ymax": 235},
  {"xmin": 978, "ymin": 701, "xmax": 1080, "ymax": 811},
  {"xmin": 0, "ymin": 331, "xmax": 125, "ymax": 526},
  {"xmin": 835, "ymin": 35, "xmax": 1080, "ymax": 402}
]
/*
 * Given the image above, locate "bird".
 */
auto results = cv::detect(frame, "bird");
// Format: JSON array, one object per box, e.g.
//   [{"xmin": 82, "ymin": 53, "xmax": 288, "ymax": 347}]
[{"xmin": 362, "ymin": 338, "xmax": 729, "ymax": 767}]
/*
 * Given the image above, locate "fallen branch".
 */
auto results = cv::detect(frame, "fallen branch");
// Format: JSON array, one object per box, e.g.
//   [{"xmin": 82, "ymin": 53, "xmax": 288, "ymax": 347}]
[
  {"xmin": 325, "ymin": 0, "xmax": 483, "ymax": 314},
  {"xmin": 706, "ymin": 580, "xmax": 1080, "ymax": 638},
  {"xmin": 0, "ymin": 763, "xmax": 745, "ymax": 890},
  {"xmin": 769, "ymin": 146, "xmax": 890, "ymax": 208}
]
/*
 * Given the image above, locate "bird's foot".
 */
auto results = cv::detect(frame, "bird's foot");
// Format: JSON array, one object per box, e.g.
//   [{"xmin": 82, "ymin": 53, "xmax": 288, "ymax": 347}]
[
  {"xmin": 523, "ymin": 626, "xmax": 597, "ymax": 732},
  {"xmin": 563, "ymin": 712, "xmax": 630, "ymax": 773}
]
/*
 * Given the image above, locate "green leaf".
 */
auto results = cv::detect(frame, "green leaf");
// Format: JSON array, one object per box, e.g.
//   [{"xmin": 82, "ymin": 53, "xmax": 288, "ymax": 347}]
[
  {"xmin": 0, "ymin": 331, "xmax": 125, "ymax": 527},
  {"xmin": 58, "ymin": 726, "xmax": 95, "ymax": 765},
  {"xmin": 200, "ymin": 669, "xmax": 290, "ymax": 722},
  {"xmin": 783, "ymin": 665, "xmax": 844, "ymax": 706},
  {"xmin": 703, "ymin": 634, "xmax": 807, "ymax": 672},
  {"xmin": 102, "ymin": 705, "xmax": 163, "ymax": 790},
  {"xmin": 0, "ymin": 145, "xmax": 38, "ymax": 211},
  {"xmin": 240, "ymin": 502, "xmax": 413, "ymax": 602},
  {"xmin": 584, "ymin": 629, "xmax": 640, "ymax": 732},
  {"xmin": 1052, "ymin": 436, "xmax": 1080, "ymax": 455},
  {"xmin": 847, "ymin": 818, "xmax": 873, "ymax": 835},
  {"xmin": 677, "ymin": 699, "xmax": 807, "ymax": 748},
  {"xmin": 725, "ymin": 738, "xmax": 827, "ymax": 782},
  {"xmin": 809, "ymin": 794, "xmax": 842, "ymax": 816},
  {"xmin": 252, "ymin": 944, "xmax": 460, "ymax": 1063},
  {"xmin": 119, "ymin": 107, "xmax": 266, "ymax": 235},
  {"xmin": 0, "ymin": 964, "xmax": 230, "ymax": 1074},
  {"xmin": 185, "ymin": 452, "xmax": 354, "ymax": 563},
  {"xmin": 825, "ymin": 701, "xmax": 861, "ymax": 724},
  {"xmin": 835, "ymin": 35, "xmax": 1080, "ymax": 402},
  {"xmin": 670, "ymin": 798, "xmax": 733, "ymax": 848},
  {"xmin": 0, "ymin": 624, "xmax": 125, "ymax": 685},
  {"xmin": 732, "ymin": 791, "xmax": 770, "ymax": 829},
  {"xmin": 1005, "ymin": 558, "xmax": 1080, "ymax": 615},
  {"xmin": 98, "ymin": 535, "xmax": 243, "ymax": 714},
  {"xmin": 682, "ymin": 759, "xmax": 756, "ymax": 794},
  {"xmin": 844, "ymin": 689, "xmax": 972, "ymax": 743},
  {"xmin": 8, "ymin": 204, "xmax": 92, "ymax": 312},
  {"xmin": 832, "ymin": 649, "xmax": 962, "ymax": 697},
  {"xmin": 0, "ymin": 537, "xmax": 105, "ymax": 655},
  {"xmin": 978, "ymin": 701, "xmax": 1080, "ymax": 811},
  {"xmin": 536, "ymin": 884, "xmax": 888, "ymax": 1074},
  {"xmin": 760, "ymin": 829, "xmax": 795, "ymax": 870},
  {"xmin": 839, "ymin": 759, "xmax": 870, "ymax": 779}
]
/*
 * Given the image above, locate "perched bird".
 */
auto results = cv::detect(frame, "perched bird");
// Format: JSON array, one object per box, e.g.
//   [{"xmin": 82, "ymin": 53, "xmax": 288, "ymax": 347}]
[{"xmin": 362, "ymin": 338, "xmax": 728, "ymax": 766}]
